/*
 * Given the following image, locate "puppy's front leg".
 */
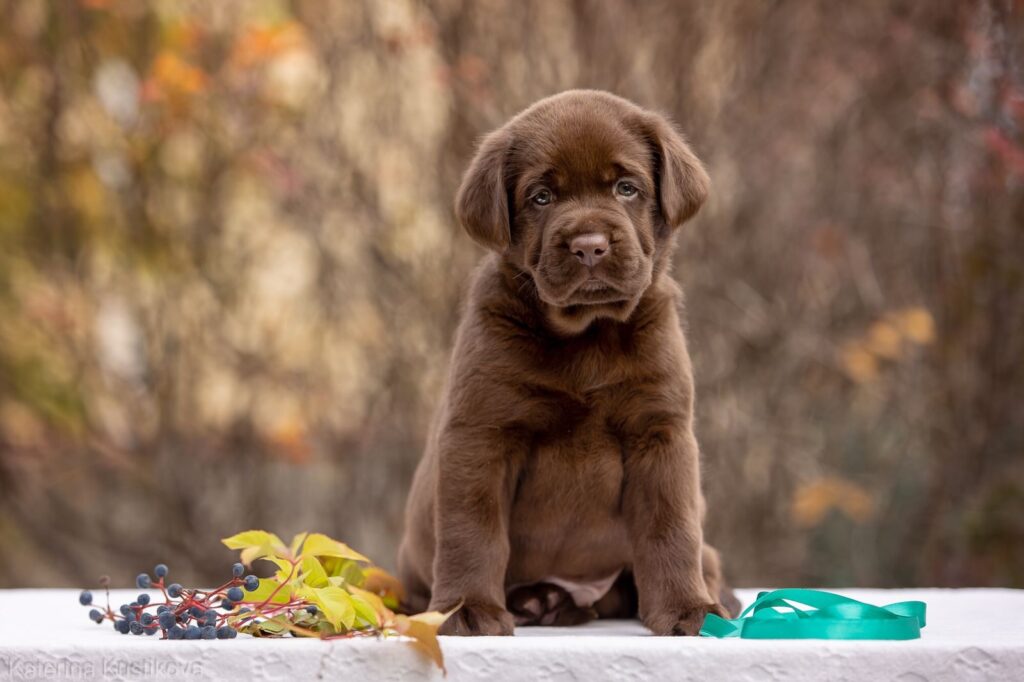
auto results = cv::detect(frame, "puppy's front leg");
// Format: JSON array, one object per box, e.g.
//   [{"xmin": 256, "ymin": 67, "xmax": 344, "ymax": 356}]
[
  {"xmin": 430, "ymin": 426, "xmax": 522, "ymax": 635},
  {"xmin": 623, "ymin": 424, "xmax": 724, "ymax": 635}
]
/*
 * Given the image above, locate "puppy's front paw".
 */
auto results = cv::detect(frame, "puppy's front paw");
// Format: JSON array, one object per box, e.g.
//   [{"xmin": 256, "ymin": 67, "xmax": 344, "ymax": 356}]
[
  {"xmin": 437, "ymin": 601, "xmax": 514, "ymax": 636},
  {"xmin": 645, "ymin": 602, "xmax": 726, "ymax": 636}
]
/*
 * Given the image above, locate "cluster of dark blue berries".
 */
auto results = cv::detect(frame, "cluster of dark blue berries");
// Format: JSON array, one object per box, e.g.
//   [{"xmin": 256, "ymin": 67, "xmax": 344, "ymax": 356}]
[{"xmin": 78, "ymin": 562, "xmax": 262, "ymax": 640}]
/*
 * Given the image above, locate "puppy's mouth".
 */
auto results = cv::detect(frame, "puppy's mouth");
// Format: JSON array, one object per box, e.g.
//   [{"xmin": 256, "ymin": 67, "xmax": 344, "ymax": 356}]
[
  {"xmin": 578, "ymin": 278, "xmax": 611, "ymax": 293},
  {"xmin": 564, "ymin": 278, "xmax": 629, "ymax": 305}
]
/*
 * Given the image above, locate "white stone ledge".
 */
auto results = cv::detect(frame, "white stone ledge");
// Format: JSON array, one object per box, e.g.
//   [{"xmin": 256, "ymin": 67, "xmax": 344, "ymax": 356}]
[{"xmin": 1, "ymin": 588, "xmax": 1022, "ymax": 681}]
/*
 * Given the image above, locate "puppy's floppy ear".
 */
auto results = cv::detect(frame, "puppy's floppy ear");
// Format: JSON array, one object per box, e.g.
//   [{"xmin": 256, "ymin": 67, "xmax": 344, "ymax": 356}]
[
  {"xmin": 640, "ymin": 112, "xmax": 710, "ymax": 229},
  {"xmin": 455, "ymin": 128, "xmax": 513, "ymax": 251}
]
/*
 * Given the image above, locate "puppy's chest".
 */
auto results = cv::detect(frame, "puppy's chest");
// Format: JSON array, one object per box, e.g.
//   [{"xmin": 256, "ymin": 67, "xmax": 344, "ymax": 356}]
[{"xmin": 515, "ymin": 401, "xmax": 624, "ymax": 513}]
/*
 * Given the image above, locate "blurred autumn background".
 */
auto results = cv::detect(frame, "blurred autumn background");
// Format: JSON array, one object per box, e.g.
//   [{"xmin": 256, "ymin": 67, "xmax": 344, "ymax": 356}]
[{"xmin": 1, "ymin": 0, "xmax": 1022, "ymax": 591}]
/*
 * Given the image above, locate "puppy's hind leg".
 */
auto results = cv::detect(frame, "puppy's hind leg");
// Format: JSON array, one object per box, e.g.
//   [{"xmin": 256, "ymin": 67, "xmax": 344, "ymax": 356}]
[
  {"xmin": 397, "ymin": 540, "xmax": 431, "ymax": 615},
  {"xmin": 593, "ymin": 571, "xmax": 639, "ymax": 619}
]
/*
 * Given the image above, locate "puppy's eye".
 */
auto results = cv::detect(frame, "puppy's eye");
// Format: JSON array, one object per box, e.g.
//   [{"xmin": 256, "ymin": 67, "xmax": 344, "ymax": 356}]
[
  {"xmin": 615, "ymin": 180, "xmax": 639, "ymax": 198},
  {"xmin": 532, "ymin": 189, "xmax": 553, "ymax": 206}
]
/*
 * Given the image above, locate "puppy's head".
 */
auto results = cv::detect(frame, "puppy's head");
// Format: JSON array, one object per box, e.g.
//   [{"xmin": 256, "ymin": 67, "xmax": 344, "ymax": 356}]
[{"xmin": 456, "ymin": 90, "xmax": 709, "ymax": 334}]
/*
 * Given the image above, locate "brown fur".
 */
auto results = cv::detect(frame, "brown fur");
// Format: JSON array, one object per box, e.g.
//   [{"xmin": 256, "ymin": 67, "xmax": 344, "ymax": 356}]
[{"xmin": 398, "ymin": 90, "xmax": 738, "ymax": 636}]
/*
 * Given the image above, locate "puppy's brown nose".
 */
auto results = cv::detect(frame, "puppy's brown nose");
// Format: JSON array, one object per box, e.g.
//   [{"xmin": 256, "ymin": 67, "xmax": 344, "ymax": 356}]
[{"xmin": 570, "ymin": 233, "xmax": 610, "ymax": 268}]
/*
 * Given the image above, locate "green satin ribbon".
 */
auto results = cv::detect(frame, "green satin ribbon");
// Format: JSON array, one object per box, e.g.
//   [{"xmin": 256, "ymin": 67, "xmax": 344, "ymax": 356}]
[{"xmin": 700, "ymin": 588, "xmax": 927, "ymax": 640}]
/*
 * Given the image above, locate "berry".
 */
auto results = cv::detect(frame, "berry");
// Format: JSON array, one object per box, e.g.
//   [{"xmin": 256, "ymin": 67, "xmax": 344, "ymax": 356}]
[
  {"xmin": 238, "ymin": 607, "xmax": 252, "ymax": 614},
  {"xmin": 184, "ymin": 625, "xmax": 201, "ymax": 640},
  {"xmin": 115, "ymin": 619, "xmax": 130, "ymax": 634},
  {"xmin": 154, "ymin": 563, "xmax": 168, "ymax": 578},
  {"xmin": 119, "ymin": 604, "xmax": 131, "ymax": 616},
  {"xmin": 243, "ymin": 575, "xmax": 259, "ymax": 591},
  {"xmin": 158, "ymin": 611, "xmax": 177, "ymax": 629},
  {"xmin": 200, "ymin": 626, "xmax": 216, "ymax": 640},
  {"xmin": 145, "ymin": 625, "xmax": 158, "ymax": 636},
  {"xmin": 167, "ymin": 625, "xmax": 184, "ymax": 639},
  {"xmin": 78, "ymin": 590, "xmax": 93, "ymax": 606},
  {"xmin": 136, "ymin": 573, "xmax": 151, "ymax": 589},
  {"xmin": 124, "ymin": 611, "xmax": 137, "ymax": 623},
  {"xmin": 201, "ymin": 611, "xmax": 218, "ymax": 627},
  {"xmin": 226, "ymin": 587, "xmax": 244, "ymax": 602},
  {"xmin": 189, "ymin": 606, "xmax": 205, "ymax": 618},
  {"xmin": 129, "ymin": 621, "xmax": 143, "ymax": 635},
  {"xmin": 167, "ymin": 583, "xmax": 183, "ymax": 598},
  {"xmin": 306, "ymin": 605, "xmax": 318, "ymax": 615},
  {"xmin": 215, "ymin": 626, "xmax": 234, "ymax": 639},
  {"xmin": 221, "ymin": 600, "xmax": 235, "ymax": 611},
  {"xmin": 156, "ymin": 605, "xmax": 171, "ymax": 614},
  {"xmin": 137, "ymin": 593, "xmax": 151, "ymax": 606},
  {"xmin": 232, "ymin": 563, "xmax": 245, "ymax": 578},
  {"xmin": 141, "ymin": 613, "xmax": 154, "ymax": 626},
  {"xmin": 89, "ymin": 609, "xmax": 103, "ymax": 623}
]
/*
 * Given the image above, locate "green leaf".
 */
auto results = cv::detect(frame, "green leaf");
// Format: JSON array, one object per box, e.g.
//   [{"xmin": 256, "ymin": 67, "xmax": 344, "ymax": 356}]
[
  {"xmin": 320, "ymin": 558, "xmax": 366, "ymax": 588},
  {"xmin": 255, "ymin": 615, "xmax": 289, "ymax": 636},
  {"xmin": 320, "ymin": 556, "xmax": 365, "ymax": 584}
]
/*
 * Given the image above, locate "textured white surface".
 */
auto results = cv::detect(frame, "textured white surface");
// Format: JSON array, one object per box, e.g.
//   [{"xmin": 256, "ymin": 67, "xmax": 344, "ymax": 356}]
[{"xmin": 1, "ymin": 588, "xmax": 1022, "ymax": 681}]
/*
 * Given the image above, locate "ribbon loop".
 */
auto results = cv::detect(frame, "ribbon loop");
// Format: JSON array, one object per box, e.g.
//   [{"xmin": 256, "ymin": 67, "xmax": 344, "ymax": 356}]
[{"xmin": 699, "ymin": 589, "xmax": 926, "ymax": 640}]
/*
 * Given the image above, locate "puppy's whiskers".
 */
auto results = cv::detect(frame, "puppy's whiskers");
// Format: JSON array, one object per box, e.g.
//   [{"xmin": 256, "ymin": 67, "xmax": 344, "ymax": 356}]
[{"xmin": 513, "ymin": 270, "xmax": 533, "ymax": 296}]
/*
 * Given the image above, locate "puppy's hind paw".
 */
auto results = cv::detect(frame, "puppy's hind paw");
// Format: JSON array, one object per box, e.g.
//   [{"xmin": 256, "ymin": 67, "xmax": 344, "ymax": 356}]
[{"xmin": 508, "ymin": 582, "xmax": 597, "ymax": 627}]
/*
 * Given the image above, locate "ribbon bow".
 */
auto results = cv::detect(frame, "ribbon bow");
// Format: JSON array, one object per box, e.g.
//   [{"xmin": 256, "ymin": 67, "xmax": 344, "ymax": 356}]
[{"xmin": 699, "ymin": 588, "xmax": 926, "ymax": 640}]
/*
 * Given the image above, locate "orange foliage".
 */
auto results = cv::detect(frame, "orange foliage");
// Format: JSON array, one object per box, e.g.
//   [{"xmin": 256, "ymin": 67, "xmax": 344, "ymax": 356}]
[
  {"xmin": 792, "ymin": 477, "xmax": 876, "ymax": 528},
  {"xmin": 230, "ymin": 21, "xmax": 308, "ymax": 69},
  {"xmin": 141, "ymin": 51, "xmax": 208, "ymax": 103}
]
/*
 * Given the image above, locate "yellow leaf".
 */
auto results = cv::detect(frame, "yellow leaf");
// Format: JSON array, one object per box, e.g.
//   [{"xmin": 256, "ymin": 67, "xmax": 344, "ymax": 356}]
[
  {"xmin": 393, "ymin": 608, "xmax": 456, "ymax": 673},
  {"xmin": 349, "ymin": 592, "xmax": 380, "ymax": 628},
  {"xmin": 289, "ymin": 532, "xmax": 309, "ymax": 558},
  {"xmin": 348, "ymin": 585, "xmax": 391, "ymax": 627},
  {"xmin": 300, "ymin": 585, "xmax": 356, "ymax": 630},
  {"xmin": 261, "ymin": 556, "xmax": 295, "ymax": 581},
  {"xmin": 222, "ymin": 530, "xmax": 288, "ymax": 565},
  {"xmin": 241, "ymin": 577, "xmax": 292, "ymax": 605},
  {"xmin": 362, "ymin": 567, "xmax": 405, "ymax": 604},
  {"xmin": 296, "ymin": 533, "xmax": 369, "ymax": 563},
  {"xmin": 222, "ymin": 530, "xmax": 286, "ymax": 550},
  {"xmin": 300, "ymin": 556, "xmax": 329, "ymax": 588}
]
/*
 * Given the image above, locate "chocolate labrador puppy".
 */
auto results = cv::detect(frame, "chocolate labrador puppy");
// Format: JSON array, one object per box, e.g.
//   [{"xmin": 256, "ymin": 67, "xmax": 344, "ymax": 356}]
[{"xmin": 398, "ymin": 90, "xmax": 739, "ymax": 636}]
